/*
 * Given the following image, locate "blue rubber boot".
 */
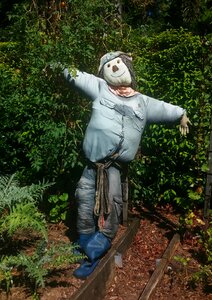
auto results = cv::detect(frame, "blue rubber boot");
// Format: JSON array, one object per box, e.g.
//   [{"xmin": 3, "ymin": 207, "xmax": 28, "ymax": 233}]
[
  {"xmin": 73, "ymin": 259, "xmax": 100, "ymax": 279},
  {"xmin": 73, "ymin": 232, "xmax": 111, "ymax": 279},
  {"xmin": 84, "ymin": 232, "xmax": 111, "ymax": 261},
  {"xmin": 73, "ymin": 233, "xmax": 94, "ymax": 261},
  {"xmin": 79, "ymin": 233, "xmax": 95, "ymax": 250}
]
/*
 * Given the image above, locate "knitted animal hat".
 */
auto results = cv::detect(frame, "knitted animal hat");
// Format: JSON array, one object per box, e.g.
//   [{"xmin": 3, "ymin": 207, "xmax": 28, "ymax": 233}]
[{"xmin": 98, "ymin": 51, "xmax": 132, "ymax": 73}]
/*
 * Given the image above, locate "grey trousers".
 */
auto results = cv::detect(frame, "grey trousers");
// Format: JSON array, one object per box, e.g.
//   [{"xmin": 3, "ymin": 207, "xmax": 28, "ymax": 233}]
[{"xmin": 75, "ymin": 165, "xmax": 123, "ymax": 239}]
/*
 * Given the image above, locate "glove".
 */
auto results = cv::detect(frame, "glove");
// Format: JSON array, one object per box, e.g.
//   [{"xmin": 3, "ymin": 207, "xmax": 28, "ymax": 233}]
[
  {"xmin": 63, "ymin": 66, "xmax": 78, "ymax": 81},
  {"xmin": 179, "ymin": 113, "xmax": 191, "ymax": 136}
]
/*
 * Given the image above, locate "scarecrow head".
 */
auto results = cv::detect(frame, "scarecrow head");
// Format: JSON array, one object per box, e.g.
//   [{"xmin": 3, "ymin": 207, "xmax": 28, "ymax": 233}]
[{"xmin": 98, "ymin": 51, "xmax": 136, "ymax": 89}]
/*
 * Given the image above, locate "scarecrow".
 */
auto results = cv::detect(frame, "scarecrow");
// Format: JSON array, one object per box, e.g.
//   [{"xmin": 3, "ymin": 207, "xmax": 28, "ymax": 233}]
[{"xmin": 60, "ymin": 51, "xmax": 190, "ymax": 279}]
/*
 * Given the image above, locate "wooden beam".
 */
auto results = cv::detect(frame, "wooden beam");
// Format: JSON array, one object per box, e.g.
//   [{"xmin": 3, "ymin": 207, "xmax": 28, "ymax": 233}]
[{"xmin": 139, "ymin": 233, "xmax": 180, "ymax": 300}]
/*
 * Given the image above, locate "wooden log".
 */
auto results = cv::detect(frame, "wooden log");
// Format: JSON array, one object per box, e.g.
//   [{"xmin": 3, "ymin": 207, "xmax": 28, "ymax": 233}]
[
  {"xmin": 70, "ymin": 249, "xmax": 116, "ymax": 300},
  {"xmin": 70, "ymin": 218, "xmax": 140, "ymax": 300},
  {"xmin": 139, "ymin": 233, "xmax": 180, "ymax": 300}
]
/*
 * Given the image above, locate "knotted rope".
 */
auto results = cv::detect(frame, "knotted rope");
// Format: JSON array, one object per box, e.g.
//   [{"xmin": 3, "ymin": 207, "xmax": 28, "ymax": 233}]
[
  {"xmin": 89, "ymin": 154, "xmax": 125, "ymax": 229},
  {"xmin": 94, "ymin": 161, "xmax": 112, "ymax": 218}
]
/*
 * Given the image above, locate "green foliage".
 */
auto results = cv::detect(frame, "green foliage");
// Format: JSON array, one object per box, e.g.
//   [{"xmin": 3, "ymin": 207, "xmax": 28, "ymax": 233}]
[
  {"xmin": 174, "ymin": 255, "xmax": 190, "ymax": 267},
  {"xmin": 129, "ymin": 28, "xmax": 212, "ymax": 211},
  {"xmin": 191, "ymin": 264, "xmax": 212, "ymax": 288},
  {"xmin": 0, "ymin": 174, "xmax": 52, "ymax": 240},
  {"xmin": 177, "ymin": 214, "xmax": 212, "ymax": 288},
  {"xmin": 0, "ymin": 173, "xmax": 52, "ymax": 211},
  {"xmin": 0, "ymin": 240, "xmax": 84, "ymax": 296},
  {"xmin": 0, "ymin": 4, "xmax": 82, "ymax": 181},
  {"xmin": 1, "ymin": 202, "xmax": 48, "ymax": 240},
  {"xmin": 200, "ymin": 220, "xmax": 212, "ymax": 263},
  {"xmin": 0, "ymin": 173, "xmax": 84, "ymax": 296},
  {"xmin": 123, "ymin": 0, "xmax": 212, "ymax": 35},
  {"xmin": 48, "ymin": 192, "xmax": 69, "ymax": 223}
]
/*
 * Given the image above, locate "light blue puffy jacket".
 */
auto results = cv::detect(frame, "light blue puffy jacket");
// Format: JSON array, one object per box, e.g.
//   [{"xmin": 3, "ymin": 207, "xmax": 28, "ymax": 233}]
[{"xmin": 64, "ymin": 69, "xmax": 185, "ymax": 163}]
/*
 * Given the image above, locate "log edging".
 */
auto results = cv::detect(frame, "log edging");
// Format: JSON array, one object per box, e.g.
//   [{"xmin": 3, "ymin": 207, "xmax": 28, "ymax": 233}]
[
  {"xmin": 139, "ymin": 233, "xmax": 180, "ymax": 300},
  {"xmin": 70, "ymin": 218, "xmax": 140, "ymax": 300}
]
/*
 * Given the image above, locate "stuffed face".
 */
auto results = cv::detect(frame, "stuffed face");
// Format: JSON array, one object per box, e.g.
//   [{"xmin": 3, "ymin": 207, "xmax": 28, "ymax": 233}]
[{"xmin": 102, "ymin": 57, "xmax": 132, "ymax": 87}]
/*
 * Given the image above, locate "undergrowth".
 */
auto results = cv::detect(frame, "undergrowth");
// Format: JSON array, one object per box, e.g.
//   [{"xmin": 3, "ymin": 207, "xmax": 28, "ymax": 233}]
[{"xmin": 0, "ymin": 174, "xmax": 84, "ymax": 298}]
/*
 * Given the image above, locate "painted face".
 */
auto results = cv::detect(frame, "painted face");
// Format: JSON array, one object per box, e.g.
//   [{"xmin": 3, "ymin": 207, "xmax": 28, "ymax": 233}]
[{"xmin": 103, "ymin": 57, "xmax": 132, "ymax": 87}]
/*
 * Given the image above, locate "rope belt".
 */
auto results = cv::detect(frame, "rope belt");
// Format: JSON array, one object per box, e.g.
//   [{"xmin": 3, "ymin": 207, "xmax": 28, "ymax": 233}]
[
  {"xmin": 88, "ymin": 154, "xmax": 127, "ymax": 229},
  {"xmin": 94, "ymin": 161, "xmax": 111, "ymax": 217}
]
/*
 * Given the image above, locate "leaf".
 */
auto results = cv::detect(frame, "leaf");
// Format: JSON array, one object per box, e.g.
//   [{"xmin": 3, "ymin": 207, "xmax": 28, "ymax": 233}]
[
  {"xmin": 188, "ymin": 190, "xmax": 201, "ymax": 201},
  {"xmin": 196, "ymin": 218, "xmax": 205, "ymax": 225},
  {"xmin": 201, "ymin": 164, "xmax": 209, "ymax": 172}
]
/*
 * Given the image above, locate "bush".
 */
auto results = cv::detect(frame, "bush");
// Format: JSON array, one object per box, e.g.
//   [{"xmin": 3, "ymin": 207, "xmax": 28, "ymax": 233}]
[{"xmin": 128, "ymin": 29, "xmax": 212, "ymax": 211}]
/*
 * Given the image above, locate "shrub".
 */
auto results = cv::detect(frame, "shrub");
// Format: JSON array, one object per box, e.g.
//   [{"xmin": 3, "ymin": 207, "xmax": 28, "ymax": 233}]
[{"xmin": 128, "ymin": 29, "xmax": 212, "ymax": 211}]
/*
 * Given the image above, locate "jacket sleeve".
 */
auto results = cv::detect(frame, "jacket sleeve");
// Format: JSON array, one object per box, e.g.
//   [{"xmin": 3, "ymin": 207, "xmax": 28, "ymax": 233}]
[
  {"xmin": 143, "ymin": 95, "xmax": 185, "ymax": 124},
  {"xmin": 63, "ymin": 68, "xmax": 103, "ymax": 100}
]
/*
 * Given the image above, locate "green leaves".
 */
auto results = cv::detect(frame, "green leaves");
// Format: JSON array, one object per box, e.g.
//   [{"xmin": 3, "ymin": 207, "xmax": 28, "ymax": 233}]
[
  {"xmin": 48, "ymin": 193, "xmax": 69, "ymax": 223},
  {"xmin": 1, "ymin": 202, "xmax": 48, "ymax": 241},
  {"xmin": 0, "ymin": 174, "xmax": 53, "ymax": 212},
  {"xmin": 129, "ymin": 28, "xmax": 211, "ymax": 211},
  {"xmin": 0, "ymin": 174, "xmax": 52, "ymax": 240},
  {"xmin": 0, "ymin": 240, "xmax": 85, "ymax": 294},
  {"xmin": 0, "ymin": 174, "xmax": 84, "ymax": 296}
]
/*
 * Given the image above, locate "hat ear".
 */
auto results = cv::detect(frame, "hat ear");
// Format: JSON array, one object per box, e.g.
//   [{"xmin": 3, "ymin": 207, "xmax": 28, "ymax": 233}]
[{"xmin": 123, "ymin": 53, "xmax": 132, "ymax": 61}]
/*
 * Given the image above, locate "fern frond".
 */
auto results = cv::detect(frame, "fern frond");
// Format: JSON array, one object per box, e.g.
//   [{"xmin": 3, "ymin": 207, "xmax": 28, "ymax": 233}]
[
  {"xmin": 0, "ymin": 241, "xmax": 85, "ymax": 293},
  {"xmin": 0, "ymin": 202, "xmax": 48, "ymax": 241},
  {"xmin": 0, "ymin": 174, "xmax": 19, "ymax": 211},
  {"xmin": 17, "ymin": 253, "xmax": 48, "ymax": 288},
  {"xmin": 0, "ymin": 173, "xmax": 54, "ymax": 212},
  {"xmin": 0, "ymin": 174, "xmax": 19, "ymax": 192},
  {"xmin": 0, "ymin": 252, "xmax": 48, "ymax": 290},
  {"xmin": 0, "ymin": 256, "xmax": 14, "ymax": 293},
  {"xmin": 26, "ymin": 181, "xmax": 54, "ymax": 202},
  {"xmin": 46, "ymin": 242, "xmax": 86, "ymax": 267}
]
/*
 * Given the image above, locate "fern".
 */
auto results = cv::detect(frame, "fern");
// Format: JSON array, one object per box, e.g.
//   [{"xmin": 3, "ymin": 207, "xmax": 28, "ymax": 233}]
[
  {"xmin": 0, "ymin": 174, "xmax": 84, "ymax": 296},
  {"xmin": 0, "ymin": 202, "xmax": 48, "ymax": 240},
  {"xmin": 0, "ymin": 252, "xmax": 47, "ymax": 291},
  {"xmin": 46, "ymin": 242, "xmax": 85, "ymax": 267},
  {"xmin": 0, "ymin": 241, "xmax": 85, "ymax": 293},
  {"xmin": 0, "ymin": 256, "xmax": 14, "ymax": 293},
  {"xmin": 17, "ymin": 252, "xmax": 48, "ymax": 289},
  {"xmin": 0, "ymin": 173, "xmax": 53, "ymax": 212},
  {"xmin": 0, "ymin": 173, "xmax": 53, "ymax": 240}
]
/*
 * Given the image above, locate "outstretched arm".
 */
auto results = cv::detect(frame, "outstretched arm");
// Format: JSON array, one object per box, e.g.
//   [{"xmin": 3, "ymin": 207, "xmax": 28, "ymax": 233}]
[
  {"xmin": 48, "ymin": 63, "xmax": 103, "ymax": 100},
  {"xmin": 63, "ymin": 68, "xmax": 102, "ymax": 100},
  {"xmin": 144, "ymin": 95, "xmax": 191, "ymax": 135}
]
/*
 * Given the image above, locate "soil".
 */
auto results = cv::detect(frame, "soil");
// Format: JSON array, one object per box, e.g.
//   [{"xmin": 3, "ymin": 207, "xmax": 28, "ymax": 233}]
[
  {"xmin": 104, "ymin": 206, "xmax": 212, "ymax": 300},
  {"xmin": 0, "ymin": 205, "xmax": 211, "ymax": 300}
]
